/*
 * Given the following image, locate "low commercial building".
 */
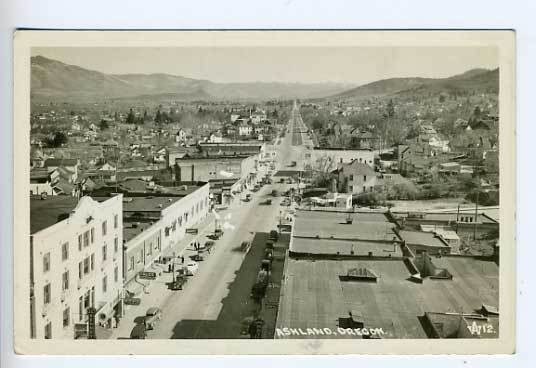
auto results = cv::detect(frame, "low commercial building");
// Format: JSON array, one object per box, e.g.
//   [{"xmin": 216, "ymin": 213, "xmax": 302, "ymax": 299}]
[
  {"xmin": 198, "ymin": 142, "xmax": 262, "ymax": 157},
  {"xmin": 290, "ymin": 210, "xmax": 398, "ymax": 258},
  {"xmin": 30, "ymin": 195, "xmax": 123, "ymax": 339},
  {"xmin": 173, "ymin": 154, "xmax": 259, "ymax": 204},
  {"xmin": 120, "ymin": 182, "xmax": 211, "ymax": 288},
  {"xmin": 276, "ymin": 251, "xmax": 498, "ymax": 339},
  {"xmin": 396, "ymin": 229, "xmax": 452, "ymax": 255},
  {"xmin": 393, "ymin": 211, "xmax": 499, "ymax": 241}
]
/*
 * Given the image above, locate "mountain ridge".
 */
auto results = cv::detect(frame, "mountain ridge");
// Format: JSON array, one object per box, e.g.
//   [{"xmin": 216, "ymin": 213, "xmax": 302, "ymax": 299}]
[
  {"xmin": 327, "ymin": 68, "xmax": 499, "ymax": 101},
  {"xmin": 31, "ymin": 56, "xmax": 355, "ymax": 101}
]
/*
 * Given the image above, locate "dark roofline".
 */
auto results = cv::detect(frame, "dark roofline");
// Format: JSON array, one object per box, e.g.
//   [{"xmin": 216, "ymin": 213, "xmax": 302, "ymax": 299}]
[{"xmin": 313, "ymin": 147, "xmax": 373, "ymax": 152}]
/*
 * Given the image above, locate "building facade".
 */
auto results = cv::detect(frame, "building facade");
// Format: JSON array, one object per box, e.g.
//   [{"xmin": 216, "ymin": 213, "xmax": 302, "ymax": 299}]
[
  {"xmin": 122, "ymin": 183, "xmax": 211, "ymax": 286},
  {"xmin": 29, "ymin": 195, "xmax": 123, "ymax": 339},
  {"xmin": 312, "ymin": 148, "xmax": 376, "ymax": 172}
]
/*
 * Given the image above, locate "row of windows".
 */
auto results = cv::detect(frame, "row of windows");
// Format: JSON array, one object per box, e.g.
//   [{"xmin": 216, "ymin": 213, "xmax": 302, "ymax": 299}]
[
  {"xmin": 43, "ymin": 237, "xmax": 119, "ymax": 274},
  {"xmin": 75, "ymin": 214, "xmax": 118, "ymax": 252},
  {"xmin": 348, "ymin": 175, "xmax": 368, "ymax": 182},
  {"xmin": 43, "ymin": 265, "xmax": 119, "ymax": 305},
  {"xmin": 348, "ymin": 185, "xmax": 373, "ymax": 193}
]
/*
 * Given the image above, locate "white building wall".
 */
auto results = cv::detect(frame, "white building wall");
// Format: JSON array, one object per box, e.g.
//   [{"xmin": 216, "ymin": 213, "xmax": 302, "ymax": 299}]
[
  {"xmin": 313, "ymin": 149, "xmax": 375, "ymax": 170},
  {"xmin": 30, "ymin": 182, "xmax": 54, "ymax": 196},
  {"xmin": 30, "ymin": 195, "xmax": 123, "ymax": 339},
  {"xmin": 123, "ymin": 183, "xmax": 211, "ymax": 284}
]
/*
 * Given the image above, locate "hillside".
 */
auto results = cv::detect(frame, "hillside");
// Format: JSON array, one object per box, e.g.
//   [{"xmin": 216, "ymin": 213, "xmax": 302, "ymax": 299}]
[
  {"xmin": 30, "ymin": 56, "xmax": 353, "ymax": 101},
  {"xmin": 329, "ymin": 68, "xmax": 499, "ymax": 101}
]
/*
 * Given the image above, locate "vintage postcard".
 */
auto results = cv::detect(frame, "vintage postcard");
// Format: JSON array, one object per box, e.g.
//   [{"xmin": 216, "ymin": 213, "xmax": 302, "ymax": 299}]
[{"xmin": 13, "ymin": 30, "xmax": 515, "ymax": 355}]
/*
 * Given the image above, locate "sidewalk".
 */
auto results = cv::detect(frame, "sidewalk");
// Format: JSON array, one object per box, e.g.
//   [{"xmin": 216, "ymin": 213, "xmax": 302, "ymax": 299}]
[
  {"xmin": 109, "ymin": 193, "xmax": 256, "ymax": 339},
  {"xmin": 108, "ymin": 212, "xmax": 217, "ymax": 339}
]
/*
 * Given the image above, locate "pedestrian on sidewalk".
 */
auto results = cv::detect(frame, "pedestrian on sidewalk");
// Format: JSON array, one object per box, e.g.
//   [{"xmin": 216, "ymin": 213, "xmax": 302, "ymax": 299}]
[{"xmin": 181, "ymin": 256, "xmax": 185, "ymax": 264}]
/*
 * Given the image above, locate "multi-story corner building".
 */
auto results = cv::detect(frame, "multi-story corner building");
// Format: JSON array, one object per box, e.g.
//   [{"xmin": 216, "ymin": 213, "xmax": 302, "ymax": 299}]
[{"xmin": 29, "ymin": 194, "xmax": 123, "ymax": 339}]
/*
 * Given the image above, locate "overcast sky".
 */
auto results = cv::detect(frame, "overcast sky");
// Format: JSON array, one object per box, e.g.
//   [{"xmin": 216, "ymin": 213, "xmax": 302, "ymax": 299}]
[{"xmin": 32, "ymin": 47, "xmax": 498, "ymax": 85}]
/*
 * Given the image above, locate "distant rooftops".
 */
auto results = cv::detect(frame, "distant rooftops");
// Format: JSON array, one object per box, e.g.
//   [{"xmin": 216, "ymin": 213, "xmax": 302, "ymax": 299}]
[
  {"xmin": 313, "ymin": 147, "xmax": 373, "ymax": 151},
  {"xmin": 44, "ymin": 158, "xmax": 79, "ymax": 167}
]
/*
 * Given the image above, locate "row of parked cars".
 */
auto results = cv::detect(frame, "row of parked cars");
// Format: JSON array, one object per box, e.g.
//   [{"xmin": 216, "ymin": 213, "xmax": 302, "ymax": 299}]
[{"xmin": 130, "ymin": 232, "xmax": 223, "ymax": 339}]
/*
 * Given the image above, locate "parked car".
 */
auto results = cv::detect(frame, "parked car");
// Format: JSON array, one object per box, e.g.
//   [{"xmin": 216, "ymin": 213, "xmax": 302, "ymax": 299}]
[
  {"xmin": 130, "ymin": 323, "xmax": 146, "ymax": 339},
  {"xmin": 185, "ymin": 261, "xmax": 199, "ymax": 276},
  {"xmin": 191, "ymin": 253, "xmax": 204, "ymax": 262},
  {"xmin": 204, "ymin": 240, "xmax": 215, "ymax": 251},
  {"xmin": 170, "ymin": 274, "xmax": 187, "ymax": 290},
  {"xmin": 145, "ymin": 307, "xmax": 162, "ymax": 330},
  {"xmin": 214, "ymin": 228, "xmax": 224, "ymax": 239},
  {"xmin": 124, "ymin": 296, "xmax": 141, "ymax": 306}
]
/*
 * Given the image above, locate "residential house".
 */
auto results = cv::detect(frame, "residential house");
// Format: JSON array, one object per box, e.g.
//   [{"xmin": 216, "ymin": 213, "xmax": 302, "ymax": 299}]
[
  {"xmin": 334, "ymin": 160, "xmax": 379, "ymax": 194},
  {"xmin": 348, "ymin": 129, "xmax": 380, "ymax": 150},
  {"xmin": 44, "ymin": 158, "xmax": 79, "ymax": 183},
  {"xmin": 238, "ymin": 123, "xmax": 252, "ymax": 136},
  {"xmin": 175, "ymin": 128, "xmax": 187, "ymax": 143}
]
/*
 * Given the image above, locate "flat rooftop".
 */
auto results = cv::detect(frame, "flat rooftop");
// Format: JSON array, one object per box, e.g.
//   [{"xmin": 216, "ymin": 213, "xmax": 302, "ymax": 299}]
[
  {"xmin": 123, "ymin": 221, "xmax": 156, "ymax": 243},
  {"xmin": 393, "ymin": 212, "xmax": 498, "ymax": 224},
  {"xmin": 121, "ymin": 196, "xmax": 182, "ymax": 213},
  {"xmin": 293, "ymin": 210, "xmax": 395, "ymax": 241},
  {"xmin": 277, "ymin": 257, "xmax": 498, "ymax": 339},
  {"xmin": 92, "ymin": 182, "xmax": 206, "ymax": 198},
  {"xmin": 397, "ymin": 230, "xmax": 450, "ymax": 248},
  {"xmin": 291, "ymin": 238, "xmax": 402, "ymax": 257},
  {"xmin": 30, "ymin": 195, "xmax": 79, "ymax": 234}
]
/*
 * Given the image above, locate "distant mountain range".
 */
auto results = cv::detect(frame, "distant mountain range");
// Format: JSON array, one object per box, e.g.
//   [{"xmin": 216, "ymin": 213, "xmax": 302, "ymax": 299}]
[
  {"xmin": 30, "ymin": 56, "xmax": 354, "ymax": 101},
  {"xmin": 328, "ymin": 68, "xmax": 499, "ymax": 101},
  {"xmin": 30, "ymin": 55, "xmax": 499, "ymax": 102}
]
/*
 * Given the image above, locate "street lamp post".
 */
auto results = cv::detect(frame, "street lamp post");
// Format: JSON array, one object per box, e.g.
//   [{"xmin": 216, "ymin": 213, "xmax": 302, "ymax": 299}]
[{"xmin": 279, "ymin": 210, "xmax": 282, "ymax": 235}]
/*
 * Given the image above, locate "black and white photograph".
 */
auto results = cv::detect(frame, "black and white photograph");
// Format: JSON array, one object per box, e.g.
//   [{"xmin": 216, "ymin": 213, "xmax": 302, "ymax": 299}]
[{"xmin": 12, "ymin": 30, "xmax": 515, "ymax": 355}]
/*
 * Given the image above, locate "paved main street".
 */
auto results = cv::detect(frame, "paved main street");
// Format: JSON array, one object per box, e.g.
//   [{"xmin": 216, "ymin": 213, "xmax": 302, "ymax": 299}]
[{"xmin": 110, "ymin": 105, "xmax": 305, "ymax": 339}]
